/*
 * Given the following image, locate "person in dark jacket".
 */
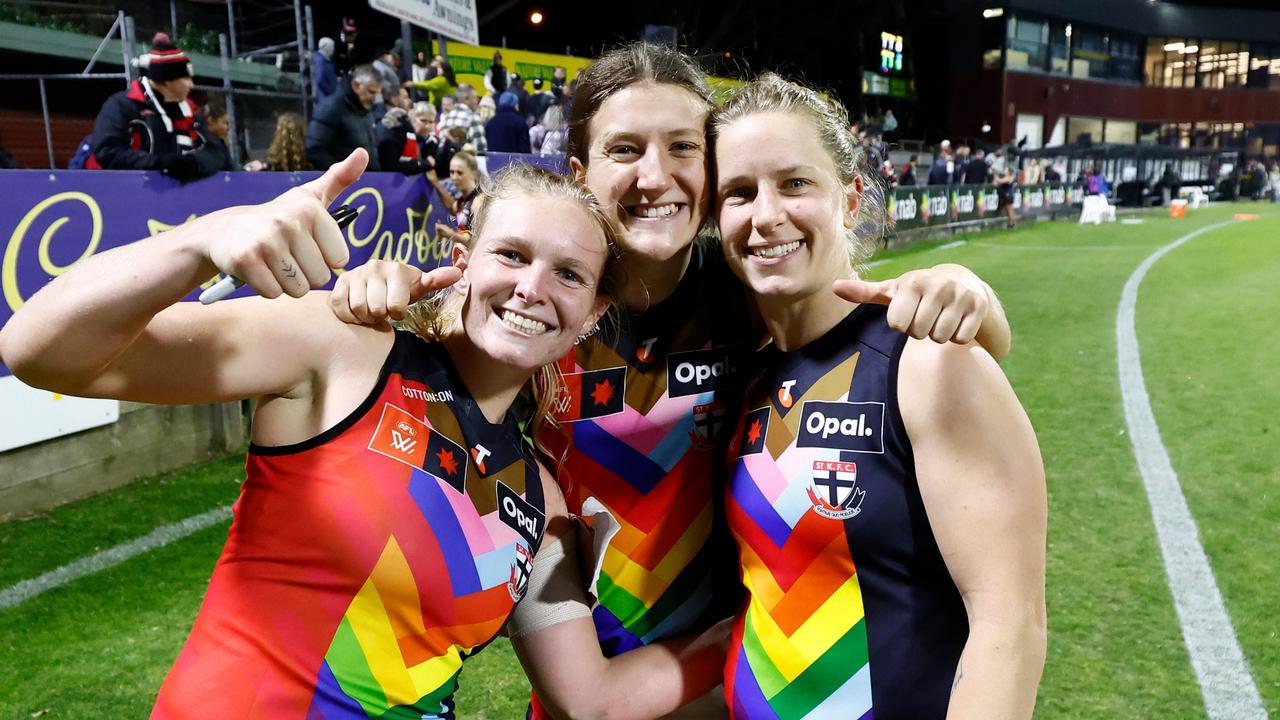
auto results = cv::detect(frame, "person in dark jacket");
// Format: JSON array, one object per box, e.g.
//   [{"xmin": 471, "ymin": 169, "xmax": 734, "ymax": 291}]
[
  {"xmin": 484, "ymin": 92, "xmax": 531, "ymax": 154},
  {"xmin": 305, "ymin": 64, "xmax": 382, "ymax": 171},
  {"xmin": 87, "ymin": 33, "xmax": 227, "ymax": 181},
  {"xmin": 963, "ymin": 148, "xmax": 991, "ymax": 184},
  {"xmin": 313, "ymin": 37, "xmax": 338, "ymax": 104},
  {"xmin": 898, "ymin": 155, "xmax": 918, "ymax": 186}
]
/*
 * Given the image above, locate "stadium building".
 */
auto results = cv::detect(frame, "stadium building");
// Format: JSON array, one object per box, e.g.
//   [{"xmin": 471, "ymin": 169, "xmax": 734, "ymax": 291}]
[{"xmin": 943, "ymin": 0, "xmax": 1280, "ymax": 156}]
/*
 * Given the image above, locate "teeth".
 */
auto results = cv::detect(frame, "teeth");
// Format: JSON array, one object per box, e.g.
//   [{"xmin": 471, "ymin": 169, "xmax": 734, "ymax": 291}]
[
  {"xmin": 501, "ymin": 310, "xmax": 548, "ymax": 334},
  {"xmin": 752, "ymin": 241, "xmax": 801, "ymax": 259},
  {"xmin": 632, "ymin": 203, "xmax": 678, "ymax": 219}
]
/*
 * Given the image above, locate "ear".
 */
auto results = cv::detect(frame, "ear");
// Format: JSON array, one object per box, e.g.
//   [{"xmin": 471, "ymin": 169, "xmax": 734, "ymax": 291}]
[
  {"xmin": 451, "ymin": 241, "xmax": 470, "ymax": 292},
  {"xmin": 580, "ymin": 296, "xmax": 610, "ymax": 336},
  {"xmin": 843, "ymin": 177, "xmax": 863, "ymax": 229},
  {"xmin": 569, "ymin": 155, "xmax": 587, "ymax": 184}
]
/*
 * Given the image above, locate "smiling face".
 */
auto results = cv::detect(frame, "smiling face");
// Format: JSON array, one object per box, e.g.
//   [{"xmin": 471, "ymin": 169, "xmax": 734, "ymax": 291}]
[
  {"xmin": 715, "ymin": 111, "xmax": 856, "ymax": 305},
  {"xmin": 571, "ymin": 83, "xmax": 709, "ymax": 263},
  {"xmin": 456, "ymin": 194, "xmax": 609, "ymax": 372}
]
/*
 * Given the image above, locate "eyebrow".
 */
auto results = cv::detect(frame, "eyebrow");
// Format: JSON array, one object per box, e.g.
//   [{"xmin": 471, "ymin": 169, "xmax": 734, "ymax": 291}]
[
  {"xmin": 717, "ymin": 165, "xmax": 820, "ymax": 188},
  {"xmin": 486, "ymin": 235, "xmax": 600, "ymax": 277},
  {"xmin": 595, "ymin": 127, "xmax": 705, "ymax": 146}
]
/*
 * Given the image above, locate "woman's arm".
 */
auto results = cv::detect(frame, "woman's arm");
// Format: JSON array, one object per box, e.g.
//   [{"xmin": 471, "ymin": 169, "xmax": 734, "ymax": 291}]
[
  {"xmin": 834, "ymin": 263, "xmax": 1012, "ymax": 360},
  {"xmin": 899, "ymin": 340, "xmax": 1047, "ymax": 720},
  {"xmin": 0, "ymin": 150, "xmax": 376, "ymax": 405},
  {"xmin": 507, "ymin": 465, "xmax": 730, "ymax": 720}
]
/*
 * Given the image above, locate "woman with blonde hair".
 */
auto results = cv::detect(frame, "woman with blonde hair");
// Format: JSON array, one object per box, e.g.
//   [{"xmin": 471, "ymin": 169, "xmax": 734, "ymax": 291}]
[{"xmin": 712, "ymin": 73, "xmax": 1046, "ymax": 718}]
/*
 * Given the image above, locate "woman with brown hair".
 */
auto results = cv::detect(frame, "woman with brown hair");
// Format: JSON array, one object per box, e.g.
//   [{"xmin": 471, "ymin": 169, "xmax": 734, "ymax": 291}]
[{"xmin": 245, "ymin": 111, "xmax": 311, "ymax": 172}]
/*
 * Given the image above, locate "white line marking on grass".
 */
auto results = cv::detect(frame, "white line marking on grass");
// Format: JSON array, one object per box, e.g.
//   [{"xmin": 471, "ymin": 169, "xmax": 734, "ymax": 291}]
[
  {"xmin": 935, "ymin": 240, "xmax": 966, "ymax": 251},
  {"xmin": 0, "ymin": 505, "xmax": 233, "ymax": 612},
  {"xmin": 970, "ymin": 242, "xmax": 1149, "ymax": 250},
  {"xmin": 1117, "ymin": 219, "xmax": 1268, "ymax": 720}
]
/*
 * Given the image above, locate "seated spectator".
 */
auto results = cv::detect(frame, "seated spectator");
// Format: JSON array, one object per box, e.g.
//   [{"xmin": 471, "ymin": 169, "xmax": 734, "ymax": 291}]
[
  {"xmin": 87, "ymin": 33, "xmax": 228, "ymax": 181},
  {"xmin": 438, "ymin": 84, "xmax": 487, "ymax": 154},
  {"xmin": 305, "ymin": 64, "xmax": 381, "ymax": 171},
  {"xmin": 1042, "ymin": 160, "xmax": 1061, "ymax": 183},
  {"xmin": 485, "ymin": 92, "xmax": 531, "ymax": 154},
  {"xmin": 530, "ymin": 104, "xmax": 566, "ymax": 157},
  {"xmin": 313, "ymin": 38, "xmax": 338, "ymax": 104}
]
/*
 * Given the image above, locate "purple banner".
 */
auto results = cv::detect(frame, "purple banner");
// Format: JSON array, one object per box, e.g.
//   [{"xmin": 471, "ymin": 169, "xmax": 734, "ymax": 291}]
[{"xmin": 0, "ymin": 154, "xmax": 567, "ymax": 378}]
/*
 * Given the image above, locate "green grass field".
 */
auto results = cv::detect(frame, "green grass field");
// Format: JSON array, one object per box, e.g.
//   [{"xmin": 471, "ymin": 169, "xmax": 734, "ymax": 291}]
[{"xmin": 2, "ymin": 203, "xmax": 1277, "ymax": 718}]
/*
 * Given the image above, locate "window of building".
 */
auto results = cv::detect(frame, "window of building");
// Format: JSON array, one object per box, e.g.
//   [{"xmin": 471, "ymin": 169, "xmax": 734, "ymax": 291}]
[
  {"xmin": 1066, "ymin": 116, "xmax": 1104, "ymax": 144},
  {"xmin": 982, "ymin": 15, "xmax": 1006, "ymax": 70},
  {"xmin": 1049, "ymin": 21, "xmax": 1071, "ymax": 73},
  {"xmin": 1007, "ymin": 16, "xmax": 1048, "ymax": 70}
]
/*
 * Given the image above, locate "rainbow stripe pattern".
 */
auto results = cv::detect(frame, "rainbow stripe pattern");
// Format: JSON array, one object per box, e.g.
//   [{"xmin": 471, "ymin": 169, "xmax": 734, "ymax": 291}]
[
  {"xmin": 308, "ymin": 463, "xmax": 533, "ymax": 719},
  {"xmin": 724, "ymin": 392, "xmax": 873, "ymax": 719},
  {"xmin": 551, "ymin": 342, "xmax": 724, "ymax": 656}
]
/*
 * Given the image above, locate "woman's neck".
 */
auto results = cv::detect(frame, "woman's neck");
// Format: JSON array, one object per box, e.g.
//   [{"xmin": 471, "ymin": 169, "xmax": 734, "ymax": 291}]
[
  {"xmin": 617, "ymin": 243, "xmax": 694, "ymax": 312},
  {"xmin": 440, "ymin": 330, "xmax": 527, "ymax": 424},
  {"xmin": 757, "ymin": 284, "xmax": 856, "ymax": 353}
]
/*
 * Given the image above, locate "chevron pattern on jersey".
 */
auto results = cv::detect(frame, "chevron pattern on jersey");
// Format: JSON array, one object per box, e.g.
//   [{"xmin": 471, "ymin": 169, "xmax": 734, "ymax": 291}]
[
  {"xmin": 309, "ymin": 468, "xmax": 530, "ymax": 719},
  {"xmin": 555, "ymin": 347, "xmax": 722, "ymax": 656},
  {"xmin": 724, "ymin": 369, "xmax": 874, "ymax": 720}
]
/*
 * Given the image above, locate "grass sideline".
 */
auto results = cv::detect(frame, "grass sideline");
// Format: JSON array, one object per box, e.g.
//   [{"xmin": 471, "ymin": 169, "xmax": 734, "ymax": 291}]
[{"xmin": 1, "ymin": 203, "xmax": 1276, "ymax": 717}]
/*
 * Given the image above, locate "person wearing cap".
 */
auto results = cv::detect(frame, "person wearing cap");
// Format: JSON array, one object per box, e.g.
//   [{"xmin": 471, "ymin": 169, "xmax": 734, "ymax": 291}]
[
  {"xmin": 313, "ymin": 37, "xmax": 338, "ymax": 104},
  {"xmin": 87, "ymin": 33, "xmax": 228, "ymax": 181},
  {"xmin": 484, "ymin": 91, "xmax": 530, "ymax": 154}
]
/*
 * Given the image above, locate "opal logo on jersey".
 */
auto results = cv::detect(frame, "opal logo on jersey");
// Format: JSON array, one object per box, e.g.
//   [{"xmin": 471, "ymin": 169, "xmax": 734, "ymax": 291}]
[
  {"xmin": 508, "ymin": 542, "xmax": 534, "ymax": 602},
  {"xmin": 797, "ymin": 400, "xmax": 886, "ymax": 453},
  {"xmin": 668, "ymin": 347, "xmax": 739, "ymax": 398},
  {"xmin": 497, "ymin": 481, "xmax": 544, "ymax": 549},
  {"xmin": 807, "ymin": 460, "xmax": 866, "ymax": 519}
]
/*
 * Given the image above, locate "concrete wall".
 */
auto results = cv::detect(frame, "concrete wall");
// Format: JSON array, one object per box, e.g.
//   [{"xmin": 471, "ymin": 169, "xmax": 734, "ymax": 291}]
[{"xmin": 0, "ymin": 401, "xmax": 245, "ymax": 517}]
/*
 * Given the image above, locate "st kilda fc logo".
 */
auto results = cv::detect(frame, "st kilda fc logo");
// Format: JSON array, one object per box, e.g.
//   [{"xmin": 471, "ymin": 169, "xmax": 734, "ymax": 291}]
[
  {"xmin": 690, "ymin": 401, "xmax": 726, "ymax": 449},
  {"xmin": 508, "ymin": 542, "xmax": 534, "ymax": 602},
  {"xmin": 807, "ymin": 460, "xmax": 867, "ymax": 520}
]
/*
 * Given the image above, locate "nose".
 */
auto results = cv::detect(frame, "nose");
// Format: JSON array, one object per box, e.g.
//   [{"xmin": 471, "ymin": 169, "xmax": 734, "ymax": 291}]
[
  {"xmin": 635, "ymin": 145, "xmax": 674, "ymax": 194},
  {"xmin": 513, "ymin": 264, "xmax": 547, "ymax": 305},
  {"xmin": 751, "ymin": 186, "xmax": 787, "ymax": 236}
]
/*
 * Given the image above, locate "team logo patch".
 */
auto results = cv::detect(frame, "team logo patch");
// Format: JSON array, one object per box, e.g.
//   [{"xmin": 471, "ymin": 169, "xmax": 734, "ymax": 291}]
[
  {"xmin": 796, "ymin": 400, "xmax": 885, "ymax": 454},
  {"xmin": 553, "ymin": 366, "xmax": 627, "ymax": 423},
  {"xmin": 508, "ymin": 542, "xmax": 534, "ymax": 602},
  {"xmin": 807, "ymin": 460, "xmax": 866, "ymax": 519},
  {"xmin": 367, "ymin": 404, "xmax": 429, "ymax": 468},
  {"xmin": 667, "ymin": 346, "xmax": 739, "ymax": 398},
  {"xmin": 497, "ymin": 481, "xmax": 544, "ymax": 549},
  {"xmin": 423, "ymin": 427, "xmax": 467, "ymax": 493},
  {"xmin": 738, "ymin": 406, "xmax": 770, "ymax": 456},
  {"xmin": 691, "ymin": 401, "xmax": 726, "ymax": 445}
]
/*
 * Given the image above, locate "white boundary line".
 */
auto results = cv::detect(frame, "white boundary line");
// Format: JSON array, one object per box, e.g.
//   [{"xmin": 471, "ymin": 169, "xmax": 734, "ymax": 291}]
[
  {"xmin": 1116, "ymin": 219, "xmax": 1268, "ymax": 720},
  {"xmin": 0, "ymin": 505, "xmax": 233, "ymax": 611}
]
